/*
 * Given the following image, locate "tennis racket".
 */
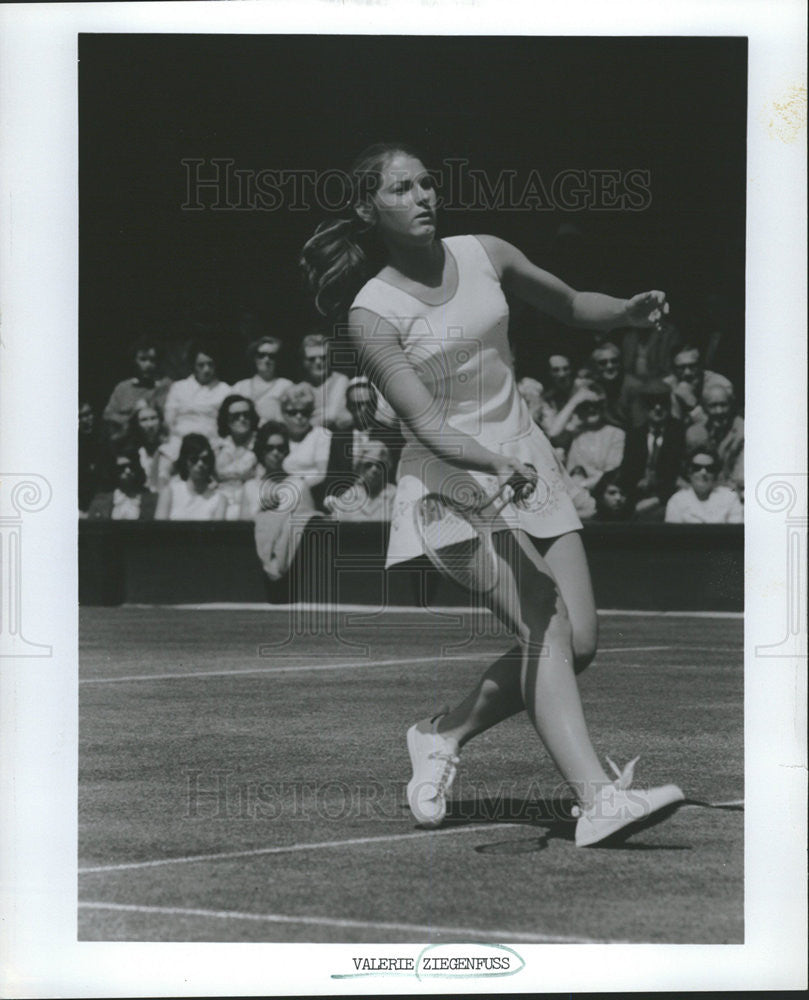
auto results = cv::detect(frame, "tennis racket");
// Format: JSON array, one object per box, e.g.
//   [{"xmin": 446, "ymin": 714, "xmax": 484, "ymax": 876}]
[{"xmin": 413, "ymin": 468, "xmax": 536, "ymax": 594}]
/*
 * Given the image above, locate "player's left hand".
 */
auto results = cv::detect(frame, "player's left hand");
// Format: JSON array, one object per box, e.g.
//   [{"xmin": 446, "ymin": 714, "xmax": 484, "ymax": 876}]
[{"xmin": 625, "ymin": 290, "xmax": 669, "ymax": 330}]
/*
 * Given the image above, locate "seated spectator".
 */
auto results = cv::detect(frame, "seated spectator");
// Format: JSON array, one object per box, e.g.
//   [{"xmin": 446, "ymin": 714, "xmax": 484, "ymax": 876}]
[
  {"xmin": 155, "ymin": 433, "xmax": 226, "ymax": 520},
  {"xmin": 102, "ymin": 337, "xmax": 172, "ymax": 443},
  {"xmin": 163, "ymin": 340, "xmax": 231, "ymax": 451},
  {"xmin": 231, "ymin": 335, "xmax": 293, "ymax": 425},
  {"xmin": 619, "ymin": 318, "xmax": 681, "ymax": 381},
  {"xmin": 243, "ymin": 423, "xmax": 319, "ymax": 581},
  {"xmin": 128, "ymin": 401, "xmax": 174, "ymax": 493},
  {"xmin": 79, "ymin": 401, "xmax": 103, "ymax": 516},
  {"xmin": 240, "ymin": 421, "xmax": 315, "ymax": 520},
  {"xmin": 573, "ymin": 365, "xmax": 597, "ymax": 389},
  {"xmin": 368, "ymin": 383, "xmax": 402, "ymax": 433},
  {"xmin": 346, "ymin": 376, "xmax": 404, "ymax": 461},
  {"xmin": 565, "ymin": 471, "xmax": 597, "ymax": 520},
  {"xmin": 322, "ymin": 376, "xmax": 406, "ymax": 497},
  {"xmin": 590, "ymin": 341, "xmax": 644, "ymax": 429},
  {"xmin": 592, "ymin": 469, "xmax": 632, "ymax": 522},
  {"xmin": 279, "ymin": 383, "xmax": 332, "ymax": 500},
  {"xmin": 665, "ymin": 447, "xmax": 743, "ymax": 524},
  {"xmin": 565, "ymin": 386, "xmax": 626, "ymax": 492},
  {"xmin": 664, "ymin": 345, "xmax": 735, "ymax": 426},
  {"xmin": 537, "ymin": 354, "xmax": 574, "ymax": 436},
  {"xmin": 299, "ymin": 333, "xmax": 352, "ymax": 430},
  {"xmin": 619, "ymin": 379, "xmax": 685, "ymax": 517},
  {"xmin": 86, "ymin": 447, "xmax": 157, "ymax": 521},
  {"xmin": 517, "ymin": 377, "xmax": 545, "ymax": 426},
  {"xmin": 215, "ymin": 395, "xmax": 259, "ymax": 520},
  {"xmin": 685, "ymin": 382, "xmax": 744, "ymax": 494},
  {"xmin": 546, "ymin": 382, "xmax": 604, "ymax": 454},
  {"xmin": 323, "ymin": 441, "xmax": 396, "ymax": 521}
]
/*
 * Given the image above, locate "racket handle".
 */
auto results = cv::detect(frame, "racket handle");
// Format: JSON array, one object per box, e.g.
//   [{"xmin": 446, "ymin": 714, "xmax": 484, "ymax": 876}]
[{"xmin": 505, "ymin": 465, "xmax": 537, "ymax": 501}]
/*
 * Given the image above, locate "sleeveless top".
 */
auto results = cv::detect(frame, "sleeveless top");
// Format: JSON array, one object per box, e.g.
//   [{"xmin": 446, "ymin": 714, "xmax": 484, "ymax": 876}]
[
  {"xmin": 351, "ymin": 234, "xmax": 582, "ymax": 566},
  {"xmin": 167, "ymin": 477, "xmax": 223, "ymax": 520}
]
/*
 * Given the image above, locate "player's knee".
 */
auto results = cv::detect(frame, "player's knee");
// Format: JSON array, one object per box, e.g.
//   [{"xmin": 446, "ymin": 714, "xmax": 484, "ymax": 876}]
[
  {"xmin": 518, "ymin": 606, "xmax": 572, "ymax": 658},
  {"xmin": 572, "ymin": 624, "xmax": 598, "ymax": 673}
]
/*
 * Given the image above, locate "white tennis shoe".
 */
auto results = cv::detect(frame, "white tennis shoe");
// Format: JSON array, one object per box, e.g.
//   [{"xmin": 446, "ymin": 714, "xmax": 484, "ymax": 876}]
[
  {"xmin": 573, "ymin": 756, "xmax": 684, "ymax": 847},
  {"xmin": 406, "ymin": 712, "xmax": 459, "ymax": 828}
]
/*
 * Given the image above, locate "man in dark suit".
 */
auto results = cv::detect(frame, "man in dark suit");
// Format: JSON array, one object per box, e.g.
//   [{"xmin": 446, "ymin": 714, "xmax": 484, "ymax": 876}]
[
  {"xmin": 314, "ymin": 377, "xmax": 404, "ymax": 508},
  {"xmin": 619, "ymin": 379, "xmax": 685, "ymax": 518}
]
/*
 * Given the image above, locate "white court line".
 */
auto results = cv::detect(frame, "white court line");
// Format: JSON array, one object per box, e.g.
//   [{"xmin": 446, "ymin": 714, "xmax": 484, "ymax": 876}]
[
  {"xmin": 80, "ymin": 646, "xmax": 685, "ymax": 685},
  {"xmin": 684, "ymin": 798, "xmax": 745, "ymax": 808},
  {"xmin": 80, "ymin": 653, "xmax": 487, "ymax": 685},
  {"xmin": 79, "ymin": 823, "xmax": 525, "ymax": 874},
  {"xmin": 78, "ymin": 900, "xmax": 604, "ymax": 945},
  {"xmin": 125, "ymin": 602, "xmax": 743, "ymax": 619}
]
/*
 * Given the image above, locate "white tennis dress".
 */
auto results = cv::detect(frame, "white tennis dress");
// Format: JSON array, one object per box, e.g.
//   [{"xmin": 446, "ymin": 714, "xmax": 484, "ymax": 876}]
[{"xmin": 351, "ymin": 234, "xmax": 582, "ymax": 567}]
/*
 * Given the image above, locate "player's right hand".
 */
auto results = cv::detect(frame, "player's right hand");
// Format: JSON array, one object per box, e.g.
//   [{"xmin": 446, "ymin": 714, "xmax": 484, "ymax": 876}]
[{"xmin": 495, "ymin": 456, "xmax": 538, "ymax": 499}]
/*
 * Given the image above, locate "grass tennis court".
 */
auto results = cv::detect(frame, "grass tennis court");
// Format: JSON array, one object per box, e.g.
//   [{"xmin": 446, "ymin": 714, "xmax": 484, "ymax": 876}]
[{"xmin": 79, "ymin": 605, "xmax": 743, "ymax": 944}]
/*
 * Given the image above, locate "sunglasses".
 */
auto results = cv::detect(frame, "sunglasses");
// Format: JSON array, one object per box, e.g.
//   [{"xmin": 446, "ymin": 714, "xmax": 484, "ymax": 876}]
[
  {"xmin": 283, "ymin": 407, "xmax": 312, "ymax": 417},
  {"xmin": 690, "ymin": 461, "xmax": 718, "ymax": 473}
]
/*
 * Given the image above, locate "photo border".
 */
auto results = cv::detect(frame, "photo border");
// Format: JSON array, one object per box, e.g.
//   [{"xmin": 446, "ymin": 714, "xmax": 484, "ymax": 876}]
[{"xmin": 1, "ymin": 1, "xmax": 806, "ymax": 995}]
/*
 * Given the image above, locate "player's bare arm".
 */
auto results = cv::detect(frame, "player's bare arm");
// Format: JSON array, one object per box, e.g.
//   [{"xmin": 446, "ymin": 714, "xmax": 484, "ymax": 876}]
[{"xmin": 476, "ymin": 234, "xmax": 669, "ymax": 331}]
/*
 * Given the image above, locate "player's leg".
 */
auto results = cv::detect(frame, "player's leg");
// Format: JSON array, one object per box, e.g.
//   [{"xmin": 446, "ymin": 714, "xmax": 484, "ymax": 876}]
[
  {"xmin": 488, "ymin": 531, "xmax": 683, "ymax": 845},
  {"xmin": 409, "ymin": 529, "xmax": 684, "ymax": 840},
  {"xmin": 408, "ymin": 528, "xmax": 610, "ymax": 827},
  {"xmin": 538, "ymin": 531, "xmax": 598, "ymax": 673},
  {"xmin": 487, "ymin": 528, "xmax": 610, "ymax": 807},
  {"xmin": 434, "ymin": 531, "xmax": 596, "ymax": 749},
  {"xmin": 433, "ymin": 643, "xmax": 524, "ymax": 748}
]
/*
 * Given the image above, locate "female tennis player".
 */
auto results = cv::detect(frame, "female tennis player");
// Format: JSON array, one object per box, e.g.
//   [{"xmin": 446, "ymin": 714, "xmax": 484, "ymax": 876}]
[{"xmin": 301, "ymin": 143, "xmax": 683, "ymax": 846}]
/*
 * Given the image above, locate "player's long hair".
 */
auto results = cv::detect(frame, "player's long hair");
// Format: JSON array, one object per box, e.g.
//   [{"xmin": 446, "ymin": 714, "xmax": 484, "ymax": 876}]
[{"xmin": 300, "ymin": 142, "xmax": 423, "ymax": 320}]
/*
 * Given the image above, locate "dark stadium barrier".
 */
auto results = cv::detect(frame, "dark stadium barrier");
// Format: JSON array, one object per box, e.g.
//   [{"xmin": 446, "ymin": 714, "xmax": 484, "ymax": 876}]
[{"xmin": 79, "ymin": 520, "xmax": 743, "ymax": 611}]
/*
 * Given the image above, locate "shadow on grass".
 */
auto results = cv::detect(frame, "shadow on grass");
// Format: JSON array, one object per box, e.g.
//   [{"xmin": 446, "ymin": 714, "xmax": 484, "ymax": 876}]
[{"xmin": 435, "ymin": 795, "xmax": 694, "ymax": 852}]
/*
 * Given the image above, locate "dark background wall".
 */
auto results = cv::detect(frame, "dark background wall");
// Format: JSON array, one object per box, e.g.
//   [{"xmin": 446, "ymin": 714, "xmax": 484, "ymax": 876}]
[
  {"xmin": 79, "ymin": 34, "xmax": 746, "ymax": 405},
  {"xmin": 79, "ymin": 520, "xmax": 744, "ymax": 612}
]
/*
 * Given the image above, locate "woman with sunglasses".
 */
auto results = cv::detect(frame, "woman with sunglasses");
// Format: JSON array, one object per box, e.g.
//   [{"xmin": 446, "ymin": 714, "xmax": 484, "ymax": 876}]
[
  {"xmin": 278, "ymin": 383, "xmax": 332, "ymax": 503},
  {"xmin": 232, "ymin": 336, "xmax": 293, "ymax": 425},
  {"xmin": 155, "ymin": 433, "xmax": 226, "ymax": 521},
  {"xmin": 665, "ymin": 446, "xmax": 743, "ymax": 523},
  {"xmin": 215, "ymin": 394, "xmax": 259, "ymax": 520},
  {"xmin": 302, "ymin": 143, "xmax": 683, "ymax": 846},
  {"xmin": 86, "ymin": 446, "xmax": 157, "ymax": 521},
  {"xmin": 241, "ymin": 421, "xmax": 317, "ymax": 580}
]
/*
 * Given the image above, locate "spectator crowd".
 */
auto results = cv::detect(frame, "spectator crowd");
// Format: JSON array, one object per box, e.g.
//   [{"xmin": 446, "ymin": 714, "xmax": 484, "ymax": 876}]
[
  {"xmin": 516, "ymin": 321, "xmax": 744, "ymax": 525},
  {"xmin": 80, "ymin": 333, "xmax": 405, "ymax": 579},
  {"xmin": 80, "ymin": 319, "xmax": 743, "ymax": 580}
]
